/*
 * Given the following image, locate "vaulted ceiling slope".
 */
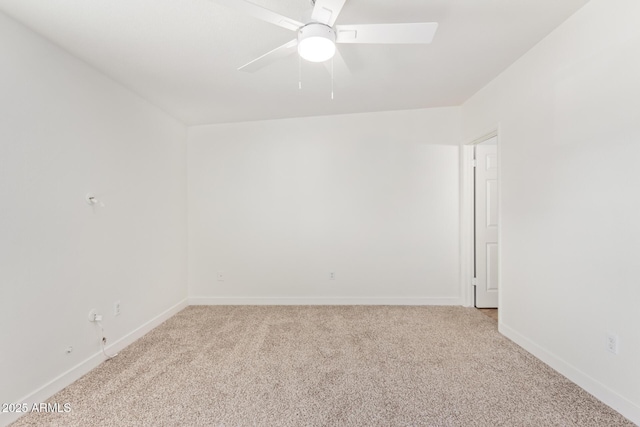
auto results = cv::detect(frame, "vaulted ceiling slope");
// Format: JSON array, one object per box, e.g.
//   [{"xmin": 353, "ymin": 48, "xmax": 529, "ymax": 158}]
[{"xmin": 0, "ymin": 0, "xmax": 589, "ymax": 125}]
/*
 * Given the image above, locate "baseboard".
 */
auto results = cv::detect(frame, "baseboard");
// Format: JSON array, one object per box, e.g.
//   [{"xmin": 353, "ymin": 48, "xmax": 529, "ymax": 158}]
[
  {"xmin": 1, "ymin": 298, "xmax": 188, "ymax": 427},
  {"xmin": 188, "ymin": 296, "xmax": 461, "ymax": 306},
  {"xmin": 499, "ymin": 322, "xmax": 640, "ymax": 426}
]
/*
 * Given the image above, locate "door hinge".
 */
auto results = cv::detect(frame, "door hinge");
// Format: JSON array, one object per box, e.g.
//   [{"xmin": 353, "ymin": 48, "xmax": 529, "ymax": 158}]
[
  {"xmin": 472, "ymin": 277, "xmax": 477, "ymax": 287},
  {"xmin": 472, "ymin": 159, "xmax": 477, "ymax": 168}
]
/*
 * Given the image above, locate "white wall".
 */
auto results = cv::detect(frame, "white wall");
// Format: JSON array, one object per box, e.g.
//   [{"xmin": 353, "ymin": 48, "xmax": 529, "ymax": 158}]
[
  {"xmin": 462, "ymin": 0, "xmax": 640, "ymax": 423},
  {"xmin": 188, "ymin": 108, "xmax": 461, "ymax": 304},
  {"xmin": 0, "ymin": 13, "xmax": 187, "ymax": 424}
]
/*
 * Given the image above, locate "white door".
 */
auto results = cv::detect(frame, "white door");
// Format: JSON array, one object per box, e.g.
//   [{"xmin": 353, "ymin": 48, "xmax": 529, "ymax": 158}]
[{"xmin": 474, "ymin": 138, "xmax": 498, "ymax": 308}]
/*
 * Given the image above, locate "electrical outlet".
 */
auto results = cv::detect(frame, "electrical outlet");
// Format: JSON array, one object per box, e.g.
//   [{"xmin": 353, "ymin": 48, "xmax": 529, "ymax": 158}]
[
  {"xmin": 217, "ymin": 272, "xmax": 224, "ymax": 281},
  {"xmin": 606, "ymin": 333, "xmax": 619, "ymax": 355},
  {"xmin": 329, "ymin": 272, "xmax": 336, "ymax": 280},
  {"xmin": 88, "ymin": 309, "xmax": 102, "ymax": 322},
  {"xmin": 114, "ymin": 300, "xmax": 121, "ymax": 316}
]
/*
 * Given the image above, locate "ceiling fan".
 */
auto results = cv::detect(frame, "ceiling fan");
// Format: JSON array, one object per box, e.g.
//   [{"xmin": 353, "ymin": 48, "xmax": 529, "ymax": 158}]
[{"xmin": 213, "ymin": 0, "xmax": 438, "ymax": 73}]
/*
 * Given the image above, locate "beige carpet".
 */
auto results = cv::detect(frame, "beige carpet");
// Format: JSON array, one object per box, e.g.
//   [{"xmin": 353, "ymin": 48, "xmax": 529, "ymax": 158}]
[{"xmin": 12, "ymin": 306, "xmax": 634, "ymax": 426}]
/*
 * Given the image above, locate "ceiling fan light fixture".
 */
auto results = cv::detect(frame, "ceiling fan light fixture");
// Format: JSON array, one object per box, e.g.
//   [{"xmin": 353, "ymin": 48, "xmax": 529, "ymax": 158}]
[{"xmin": 298, "ymin": 23, "xmax": 336, "ymax": 62}]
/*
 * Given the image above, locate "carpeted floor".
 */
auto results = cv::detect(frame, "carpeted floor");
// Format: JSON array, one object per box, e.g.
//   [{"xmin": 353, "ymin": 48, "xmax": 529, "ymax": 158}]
[{"xmin": 11, "ymin": 306, "xmax": 634, "ymax": 426}]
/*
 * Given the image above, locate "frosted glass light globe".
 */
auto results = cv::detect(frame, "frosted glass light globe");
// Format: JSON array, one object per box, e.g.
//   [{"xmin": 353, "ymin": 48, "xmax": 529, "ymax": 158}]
[{"xmin": 298, "ymin": 23, "xmax": 336, "ymax": 63}]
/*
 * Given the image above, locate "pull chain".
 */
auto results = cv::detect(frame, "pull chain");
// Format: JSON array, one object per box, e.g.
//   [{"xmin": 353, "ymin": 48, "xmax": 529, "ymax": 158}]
[
  {"xmin": 331, "ymin": 56, "xmax": 334, "ymax": 100},
  {"xmin": 298, "ymin": 55, "xmax": 302, "ymax": 90}
]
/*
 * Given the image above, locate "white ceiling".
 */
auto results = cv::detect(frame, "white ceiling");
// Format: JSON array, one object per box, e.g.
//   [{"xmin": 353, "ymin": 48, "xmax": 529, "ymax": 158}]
[{"xmin": 0, "ymin": 0, "xmax": 589, "ymax": 125}]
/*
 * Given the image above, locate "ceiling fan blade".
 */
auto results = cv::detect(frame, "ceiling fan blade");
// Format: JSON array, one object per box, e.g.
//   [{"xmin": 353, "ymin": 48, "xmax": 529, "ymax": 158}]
[
  {"xmin": 238, "ymin": 39, "xmax": 298, "ymax": 72},
  {"xmin": 311, "ymin": 0, "xmax": 346, "ymax": 26},
  {"xmin": 335, "ymin": 22, "xmax": 438, "ymax": 44},
  {"xmin": 212, "ymin": 0, "xmax": 303, "ymax": 32}
]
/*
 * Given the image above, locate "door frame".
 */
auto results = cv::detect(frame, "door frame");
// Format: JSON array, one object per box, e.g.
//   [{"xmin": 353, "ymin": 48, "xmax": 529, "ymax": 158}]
[{"xmin": 460, "ymin": 128, "xmax": 501, "ymax": 309}]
